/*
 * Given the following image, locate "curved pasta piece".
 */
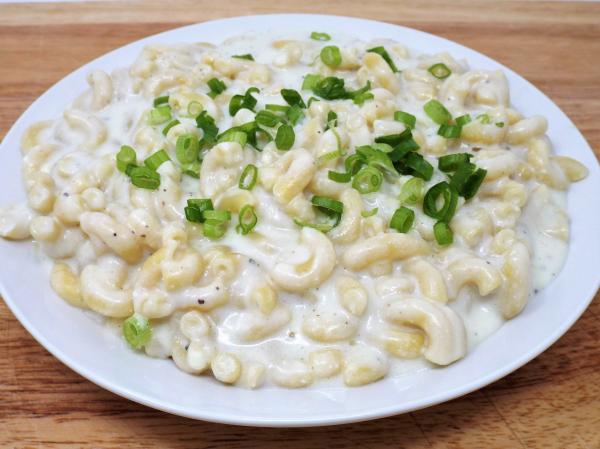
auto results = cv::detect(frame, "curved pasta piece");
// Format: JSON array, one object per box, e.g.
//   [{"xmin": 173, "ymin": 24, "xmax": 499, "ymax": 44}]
[
  {"xmin": 447, "ymin": 257, "xmax": 502, "ymax": 297},
  {"xmin": 500, "ymin": 242, "xmax": 530, "ymax": 319},
  {"xmin": 271, "ymin": 149, "xmax": 316, "ymax": 203},
  {"xmin": 0, "ymin": 205, "xmax": 33, "ymax": 240},
  {"xmin": 223, "ymin": 306, "xmax": 291, "ymax": 342},
  {"xmin": 63, "ymin": 109, "xmax": 107, "ymax": 150},
  {"xmin": 80, "ymin": 259, "xmax": 133, "ymax": 318},
  {"xmin": 386, "ymin": 297, "xmax": 467, "ymax": 365},
  {"xmin": 199, "ymin": 142, "xmax": 252, "ymax": 199},
  {"xmin": 329, "ymin": 189, "xmax": 362, "ymax": 244},
  {"xmin": 87, "ymin": 70, "xmax": 113, "ymax": 110},
  {"xmin": 80, "ymin": 212, "xmax": 143, "ymax": 263},
  {"xmin": 302, "ymin": 308, "xmax": 358, "ymax": 342},
  {"xmin": 342, "ymin": 233, "xmax": 430, "ymax": 271},
  {"xmin": 270, "ymin": 228, "xmax": 336, "ymax": 292},
  {"xmin": 405, "ymin": 259, "xmax": 448, "ymax": 303}
]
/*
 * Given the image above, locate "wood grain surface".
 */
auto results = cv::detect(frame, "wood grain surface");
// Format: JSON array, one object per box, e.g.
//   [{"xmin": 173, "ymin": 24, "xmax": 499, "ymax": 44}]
[{"xmin": 1, "ymin": 1, "xmax": 599, "ymax": 448}]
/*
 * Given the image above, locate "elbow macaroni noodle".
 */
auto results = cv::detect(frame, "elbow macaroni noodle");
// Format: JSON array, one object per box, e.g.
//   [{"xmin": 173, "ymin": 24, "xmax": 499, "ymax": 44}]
[{"xmin": 0, "ymin": 32, "xmax": 588, "ymax": 388}]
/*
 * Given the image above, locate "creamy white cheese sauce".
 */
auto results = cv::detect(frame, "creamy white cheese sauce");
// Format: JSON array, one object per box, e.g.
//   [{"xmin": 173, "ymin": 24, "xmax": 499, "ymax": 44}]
[{"xmin": 2, "ymin": 29, "xmax": 580, "ymax": 389}]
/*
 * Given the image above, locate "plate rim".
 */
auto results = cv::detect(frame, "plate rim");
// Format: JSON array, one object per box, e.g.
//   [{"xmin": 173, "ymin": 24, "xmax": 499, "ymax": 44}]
[{"xmin": 1, "ymin": 13, "xmax": 599, "ymax": 427}]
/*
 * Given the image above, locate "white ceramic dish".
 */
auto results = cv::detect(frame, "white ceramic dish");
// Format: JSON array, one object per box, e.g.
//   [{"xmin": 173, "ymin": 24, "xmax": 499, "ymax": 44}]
[{"xmin": 1, "ymin": 14, "xmax": 599, "ymax": 427}]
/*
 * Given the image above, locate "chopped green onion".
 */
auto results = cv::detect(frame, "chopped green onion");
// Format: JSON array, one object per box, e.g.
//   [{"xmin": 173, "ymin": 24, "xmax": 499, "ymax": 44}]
[
  {"xmin": 123, "ymin": 313, "xmax": 152, "ymax": 349},
  {"xmin": 255, "ymin": 110, "xmax": 281, "ymax": 128},
  {"xmin": 184, "ymin": 205, "xmax": 204, "ymax": 222},
  {"xmin": 294, "ymin": 195, "xmax": 344, "ymax": 233},
  {"xmin": 325, "ymin": 110, "xmax": 338, "ymax": 131},
  {"xmin": 181, "ymin": 161, "xmax": 200, "ymax": 178},
  {"xmin": 374, "ymin": 128, "xmax": 412, "ymax": 147},
  {"xmin": 185, "ymin": 198, "xmax": 213, "ymax": 223},
  {"xmin": 196, "ymin": 111, "xmax": 219, "ymax": 146},
  {"xmin": 229, "ymin": 87, "xmax": 259, "ymax": 116},
  {"xmin": 428, "ymin": 63, "xmax": 452, "ymax": 79},
  {"xmin": 207, "ymin": 78, "xmax": 226, "ymax": 98},
  {"xmin": 345, "ymin": 153, "xmax": 366, "ymax": 175},
  {"xmin": 310, "ymin": 31, "xmax": 331, "ymax": 41},
  {"xmin": 239, "ymin": 164, "xmax": 258, "ymax": 190},
  {"xmin": 352, "ymin": 91, "xmax": 373, "ymax": 106},
  {"xmin": 153, "ymin": 95, "xmax": 169, "ymax": 107},
  {"xmin": 346, "ymin": 81, "xmax": 373, "ymax": 105},
  {"xmin": 355, "ymin": 146, "xmax": 395, "ymax": 174},
  {"xmin": 312, "ymin": 195, "xmax": 343, "ymax": 215},
  {"xmin": 317, "ymin": 149, "xmax": 343, "ymax": 166},
  {"xmin": 328, "ymin": 170, "xmax": 351, "ymax": 183},
  {"xmin": 476, "ymin": 113, "xmax": 491, "ymax": 124},
  {"xmin": 438, "ymin": 153, "xmax": 473, "ymax": 172},
  {"xmin": 388, "ymin": 137, "xmax": 419, "ymax": 162},
  {"xmin": 313, "ymin": 76, "xmax": 347, "ymax": 100},
  {"xmin": 361, "ymin": 208, "xmax": 378, "ymax": 218},
  {"xmin": 148, "ymin": 105, "xmax": 171, "ymax": 125},
  {"xmin": 275, "ymin": 124, "xmax": 295, "ymax": 150},
  {"xmin": 372, "ymin": 143, "xmax": 393, "ymax": 153},
  {"xmin": 403, "ymin": 153, "xmax": 434, "ymax": 181},
  {"xmin": 293, "ymin": 219, "xmax": 335, "ymax": 233},
  {"xmin": 286, "ymin": 104, "xmax": 304, "ymax": 125},
  {"xmin": 162, "ymin": 119, "xmax": 180, "ymax": 136},
  {"xmin": 203, "ymin": 219, "xmax": 228, "ymax": 239},
  {"xmin": 455, "ymin": 114, "xmax": 472, "ymax": 127},
  {"xmin": 450, "ymin": 163, "xmax": 487, "ymax": 199},
  {"xmin": 232, "ymin": 54, "xmax": 254, "ymax": 61},
  {"xmin": 281, "ymin": 89, "xmax": 306, "ymax": 108},
  {"xmin": 237, "ymin": 205, "xmax": 257, "ymax": 235},
  {"xmin": 203, "ymin": 209, "xmax": 231, "ymax": 221},
  {"xmin": 394, "ymin": 111, "xmax": 416, "ymax": 128},
  {"xmin": 390, "ymin": 206, "xmax": 415, "ymax": 233},
  {"xmin": 352, "ymin": 166, "xmax": 383, "ymax": 194},
  {"xmin": 438, "ymin": 123, "xmax": 462, "ymax": 139},
  {"xmin": 302, "ymin": 74, "xmax": 322, "ymax": 91},
  {"xmin": 218, "ymin": 129, "xmax": 247, "ymax": 146},
  {"xmin": 128, "ymin": 166, "xmax": 160, "ymax": 190},
  {"xmin": 144, "ymin": 149, "xmax": 170, "ymax": 171},
  {"xmin": 367, "ymin": 46, "xmax": 399, "ymax": 73},
  {"xmin": 116, "ymin": 145, "xmax": 136, "ymax": 173},
  {"xmin": 399, "ymin": 177, "xmax": 424, "ymax": 205},
  {"xmin": 346, "ymin": 81, "xmax": 372, "ymax": 105},
  {"xmin": 434, "ymin": 221, "xmax": 453, "ymax": 245},
  {"xmin": 265, "ymin": 104, "xmax": 290, "ymax": 113},
  {"xmin": 188, "ymin": 198, "xmax": 214, "ymax": 210},
  {"xmin": 320, "ymin": 45, "xmax": 342, "ymax": 68},
  {"xmin": 423, "ymin": 181, "xmax": 458, "ymax": 222},
  {"xmin": 424, "ymin": 100, "xmax": 452, "ymax": 125},
  {"xmin": 175, "ymin": 134, "xmax": 200, "ymax": 164},
  {"xmin": 462, "ymin": 168, "xmax": 487, "ymax": 200},
  {"xmin": 187, "ymin": 101, "xmax": 203, "ymax": 117},
  {"xmin": 495, "ymin": 121, "xmax": 505, "ymax": 128}
]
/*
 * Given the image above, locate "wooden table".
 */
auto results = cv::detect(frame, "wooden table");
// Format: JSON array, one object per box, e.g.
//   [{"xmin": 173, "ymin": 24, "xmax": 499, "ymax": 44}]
[{"xmin": 1, "ymin": 1, "xmax": 599, "ymax": 447}]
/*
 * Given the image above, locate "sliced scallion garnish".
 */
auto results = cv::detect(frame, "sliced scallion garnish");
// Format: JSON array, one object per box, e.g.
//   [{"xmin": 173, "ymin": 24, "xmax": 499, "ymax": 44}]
[
  {"xmin": 123, "ymin": 313, "xmax": 152, "ymax": 349},
  {"xmin": 390, "ymin": 206, "xmax": 415, "ymax": 233},
  {"xmin": 116, "ymin": 145, "xmax": 136, "ymax": 173},
  {"xmin": 144, "ymin": 149, "xmax": 170, "ymax": 171},
  {"xmin": 239, "ymin": 164, "xmax": 258, "ymax": 190},
  {"xmin": 320, "ymin": 45, "xmax": 342, "ymax": 68},
  {"xmin": 424, "ymin": 99, "xmax": 452, "ymax": 125},
  {"xmin": 434, "ymin": 221, "xmax": 453, "ymax": 245},
  {"xmin": 310, "ymin": 31, "xmax": 331, "ymax": 41},
  {"xmin": 423, "ymin": 181, "xmax": 458, "ymax": 222},
  {"xmin": 275, "ymin": 124, "xmax": 295, "ymax": 151},
  {"xmin": 428, "ymin": 63, "xmax": 452, "ymax": 79},
  {"xmin": 367, "ymin": 46, "xmax": 399, "ymax": 73}
]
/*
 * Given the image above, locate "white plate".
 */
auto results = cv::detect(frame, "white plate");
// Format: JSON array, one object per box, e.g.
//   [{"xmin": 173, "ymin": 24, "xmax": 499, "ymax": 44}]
[{"xmin": 1, "ymin": 14, "xmax": 599, "ymax": 427}]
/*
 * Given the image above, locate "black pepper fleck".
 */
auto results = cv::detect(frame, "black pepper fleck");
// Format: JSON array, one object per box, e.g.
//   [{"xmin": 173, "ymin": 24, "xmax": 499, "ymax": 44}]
[{"xmin": 197, "ymin": 299, "xmax": 205, "ymax": 304}]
